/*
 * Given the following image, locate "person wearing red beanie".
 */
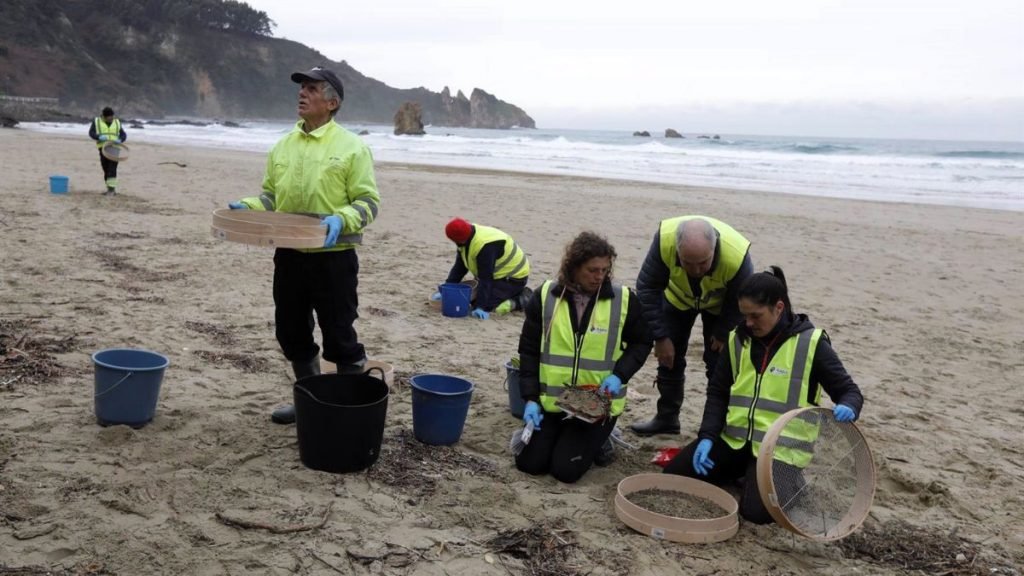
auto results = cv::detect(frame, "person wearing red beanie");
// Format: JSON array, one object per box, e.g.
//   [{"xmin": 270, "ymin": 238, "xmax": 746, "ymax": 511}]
[
  {"xmin": 433, "ymin": 218, "xmax": 533, "ymax": 319},
  {"xmin": 444, "ymin": 217, "xmax": 473, "ymax": 245}
]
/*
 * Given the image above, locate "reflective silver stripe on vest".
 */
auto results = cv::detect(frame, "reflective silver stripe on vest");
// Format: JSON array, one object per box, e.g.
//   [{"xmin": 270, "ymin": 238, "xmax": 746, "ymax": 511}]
[
  {"xmin": 495, "ymin": 241, "xmax": 521, "ymax": 269},
  {"xmin": 728, "ymin": 426, "xmax": 815, "ymax": 452},
  {"xmin": 496, "ymin": 242, "xmax": 528, "ymax": 278},
  {"xmin": 732, "ymin": 333, "xmax": 743, "ymax": 380},
  {"xmin": 784, "ymin": 330, "xmax": 814, "ymax": 409},
  {"xmin": 352, "ymin": 201, "xmax": 379, "ymax": 227},
  {"xmin": 774, "ymin": 435, "xmax": 817, "ymax": 453},
  {"xmin": 539, "ymin": 385, "xmax": 626, "ymax": 400},
  {"xmin": 539, "ymin": 354, "xmax": 616, "ymax": 372},
  {"xmin": 540, "ymin": 285, "xmax": 559, "ymax": 361},
  {"xmin": 725, "ymin": 425, "xmax": 752, "ymax": 441},
  {"xmin": 335, "ymin": 233, "xmax": 363, "ymax": 245},
  {"xmin": 603, "ymin": 285, "xmax": 624, "ymax": 363}
]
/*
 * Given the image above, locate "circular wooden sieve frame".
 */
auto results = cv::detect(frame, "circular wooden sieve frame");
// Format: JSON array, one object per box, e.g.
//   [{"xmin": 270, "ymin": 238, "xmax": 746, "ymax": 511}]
[
  {"xmin": 211, "ymin": 208, "xmax": 327, "ymax": 249},
  {"xmin": 101, "ymin": 141, "xmax": 130, "ymax": 162},
  {"xmin": 614, "ymin": 473, "xmax": 739, "ymax": 544},
  {"xmin": 756, "ymin": 406, "xmax": 876, "ymax": 541}
]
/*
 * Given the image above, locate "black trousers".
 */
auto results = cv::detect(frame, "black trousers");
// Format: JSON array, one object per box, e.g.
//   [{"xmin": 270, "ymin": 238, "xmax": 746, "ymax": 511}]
[
  {"xmin": 662, "ymin": 435, "xmax": 776, "ymax": 524},
  {"xmin": 658, "ymin": 301, "xmax": 720, "ymax": 383},
  {"xmin": 515, "ymin": 414, "xmax": 617, "ymax": 484},
  {"xmin": 475, "ymin": 277, "xmax": 527, "ymax": 310},
  {"xmin": 273, "ymin": 248, "xmax": 365, "ymax": 366},
  {"xmin": 99, "ymin": 150, "xmax": 118, "ymax": 182}
]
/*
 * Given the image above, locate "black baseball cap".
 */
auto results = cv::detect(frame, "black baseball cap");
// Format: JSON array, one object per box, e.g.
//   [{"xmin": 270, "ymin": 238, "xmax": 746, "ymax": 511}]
[{"xmin": 291, "ymin": 66, "xmax": 344, "ymax": 102}]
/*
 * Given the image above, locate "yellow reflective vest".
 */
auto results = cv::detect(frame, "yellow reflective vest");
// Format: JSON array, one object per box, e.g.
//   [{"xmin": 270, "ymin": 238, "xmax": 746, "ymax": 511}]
[
  {"xmin": 94, "ymin": 117, "xmax": 121, "ymax": 148},
  {"xmin": 722, "ymin": 328, "xmax": 823, "ymax": 467},
  {"xmin": 538, "ymin": 280, "xmax": 629, "ymax": 417},
  {"xmin": 658, "ymin": 216, "xmax": 750, "ymax": 314},
  {"xmin": 458, "ymin": 225, "xmax": 530, "ymax": 280},
  {"xmin": 240, "ymin": 119, "xmax": 380, "ymax": 253}
]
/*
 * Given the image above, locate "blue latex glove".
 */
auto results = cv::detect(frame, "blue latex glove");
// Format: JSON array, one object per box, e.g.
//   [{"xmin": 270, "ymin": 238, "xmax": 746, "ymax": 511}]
[
  {"xmin": 322, "ymin": 215, "xmax": 343, "ymax": 247},
  {"xmin": 693, "ymin": 439, "xmax": 715, "ymax": 476},
  {"xmin": 98, "ymin": 135, "xmax": 110, "ymax": 142},
  {"xmin": 833, "ymin": 404, "xmax": 857, "ymax": 423},
  {"xmin": 471, "ymin": 308, "xmax": 489, "ymax": 320},
  {"xmin": 598, "ymin": 373, "xmax": 622, "ymax": 396},
  {"xmin": 228, "ymin": 201, "xmax": 248, "ymax": 210},
  {"xmin": 429, "ymin": 291, "xmax": 442, "ymax": 301},
  {"xmin": 523, "ymin": 400, "xmax": 543, "ymax": 429}
]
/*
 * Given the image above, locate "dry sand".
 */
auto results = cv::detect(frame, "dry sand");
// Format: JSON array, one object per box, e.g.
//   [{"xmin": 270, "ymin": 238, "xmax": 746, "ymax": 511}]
[{"xmin": 1, "ymin": 128, "xmax": 1022, "ymax": 575}]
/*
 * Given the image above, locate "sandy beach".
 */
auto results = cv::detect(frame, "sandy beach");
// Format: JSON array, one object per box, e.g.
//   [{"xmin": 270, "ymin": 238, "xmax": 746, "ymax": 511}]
[{"xmin": 1, "ymin": 128, "xmax": 1022, "ymax": 575}]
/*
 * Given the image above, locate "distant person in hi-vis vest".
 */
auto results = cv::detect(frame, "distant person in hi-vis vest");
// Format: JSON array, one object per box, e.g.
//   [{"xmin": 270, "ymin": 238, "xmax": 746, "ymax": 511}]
[
  {"xmin": 663, "ymin": 266, "xmax": 864, "ymax": 524},
  {"xmin": 630, "ymin": 216, "xmax": 755, "ymax": 436},
  {"xmin": 88, "ymin": 106, "xmax": 127, "ymax": 195},
  {"xmin": 432, "ymin": 217, "xmax": 532, "ymax": 319},
  {"xmin": 514, "ymin": 231, "xmax": 651, "ymax": 483}
]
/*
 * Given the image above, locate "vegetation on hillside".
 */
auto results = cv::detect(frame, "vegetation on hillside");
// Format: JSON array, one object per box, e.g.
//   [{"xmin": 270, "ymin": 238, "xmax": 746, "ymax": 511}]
[{"xmin": 0, "ymin": 0, "xmax": 534, "ymax": 127}]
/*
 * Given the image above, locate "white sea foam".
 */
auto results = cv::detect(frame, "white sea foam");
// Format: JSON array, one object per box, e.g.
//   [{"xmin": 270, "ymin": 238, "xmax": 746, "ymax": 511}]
[{"xmin": 22, "ymin": 121, "xmax": 1024, "ymax": 211}]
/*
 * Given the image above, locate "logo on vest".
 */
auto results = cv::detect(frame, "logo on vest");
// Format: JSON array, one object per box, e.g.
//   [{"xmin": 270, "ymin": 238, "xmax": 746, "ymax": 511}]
[
  {"xmin": 589, "ymin": 326, "xmax": 608, "ymax": 334},
  {"xmin": 768, "ymin": 366, "xmax": 789, "ymax": 376}
]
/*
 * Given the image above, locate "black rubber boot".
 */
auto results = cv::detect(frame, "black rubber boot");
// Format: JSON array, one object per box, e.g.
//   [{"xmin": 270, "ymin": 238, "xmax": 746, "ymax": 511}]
[
  {"xmin": 629, "ymin": 378, "xmax": 683, "ymax": 436},
  {"xmin": 334, "ymin": 356, "xmax": 367, "ymax": 375},
  {"xmin": 513, "ymin": 287, "xmax": 534, "ymax": 311},
  {"xmin": 271, "ymin": 356, "xmax": 321, "ymax": 424}
]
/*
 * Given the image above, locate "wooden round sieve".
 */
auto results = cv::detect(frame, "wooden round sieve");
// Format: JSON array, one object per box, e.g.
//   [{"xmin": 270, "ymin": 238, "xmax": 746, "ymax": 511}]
[
  {"xmin": 211, "ymin": 208, "xmax": 326, "ymax": 249},
  {"xmin": 101, "ymin": 142, "xmax": 130, "ymax": 162},
  {"xmin": 614, "ymin": 473, "xmax": 739, "ymax": 544},
  {"xmin": 756, "ymin": 406, "xmax": 876, "ymax": 541}
]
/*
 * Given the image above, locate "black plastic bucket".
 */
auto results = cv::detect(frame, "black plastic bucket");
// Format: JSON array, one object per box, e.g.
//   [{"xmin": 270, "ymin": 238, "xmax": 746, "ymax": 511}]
[{"xmin": 293, "ymin": 368, "xmax": 389, "ymax": 473}]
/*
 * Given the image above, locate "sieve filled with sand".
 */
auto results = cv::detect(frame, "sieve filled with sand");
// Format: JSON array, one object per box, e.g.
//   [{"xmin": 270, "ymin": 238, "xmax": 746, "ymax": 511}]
[{"xmin": 615, "ymin": 473, "xmax": 739, "ymax": 543}]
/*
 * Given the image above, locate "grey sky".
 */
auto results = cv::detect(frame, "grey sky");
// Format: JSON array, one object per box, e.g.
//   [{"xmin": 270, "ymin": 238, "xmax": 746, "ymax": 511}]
[{"xmin": 245, "ymin": 0, "xmax": 1024, "ymax": 140}]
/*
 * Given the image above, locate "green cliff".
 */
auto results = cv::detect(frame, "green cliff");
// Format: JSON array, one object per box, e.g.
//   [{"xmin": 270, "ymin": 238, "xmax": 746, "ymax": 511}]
[{"xmin": 0, "ymin": 0, "xmax": 535, "ymax": 128}]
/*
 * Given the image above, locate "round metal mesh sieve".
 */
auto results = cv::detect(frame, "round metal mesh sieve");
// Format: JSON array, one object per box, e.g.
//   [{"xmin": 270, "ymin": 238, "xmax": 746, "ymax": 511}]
[{"xmin": 764, "ymin": 407, "xmax": 874, "ymax": 540}]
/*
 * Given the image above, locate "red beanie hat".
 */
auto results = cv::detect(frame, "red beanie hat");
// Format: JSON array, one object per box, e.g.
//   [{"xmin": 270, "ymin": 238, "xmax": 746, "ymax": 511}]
[{"xmin": 445, "ymin": 217, "xmax": 473, "ymax": 244}]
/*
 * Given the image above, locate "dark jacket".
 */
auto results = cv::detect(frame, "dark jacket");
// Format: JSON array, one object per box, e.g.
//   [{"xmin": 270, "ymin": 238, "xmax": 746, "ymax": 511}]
[
  {"xmin": 517, "ymin": 279, "xmax": 652, "ymax": 402},
  {"xmin": 697, "ymin": 311, "xmax": 865, "ymax": 441},
  {"xmin": 635, "ymin": 230, "xmax": 753, "ymax": 341},
  {"xmin": 445, "ymin": 228, "xmax": 521, "ymax": 311}
]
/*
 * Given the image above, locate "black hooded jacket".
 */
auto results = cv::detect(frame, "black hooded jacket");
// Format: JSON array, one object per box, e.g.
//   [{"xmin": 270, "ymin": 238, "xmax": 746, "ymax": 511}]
[
  {"xmin": 697, "ymin": 311, "xmax": 865, "ymax": 441},
  {"xmin": 517, "ymin": 279, "xmax": 652, "ymax": 402}
]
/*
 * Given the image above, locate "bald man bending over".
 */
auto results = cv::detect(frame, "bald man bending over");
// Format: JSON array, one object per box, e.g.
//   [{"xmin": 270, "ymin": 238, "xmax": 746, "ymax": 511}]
[{"xmin": 630, "ymin": 216, "xmax": 754, "ymax": 436}]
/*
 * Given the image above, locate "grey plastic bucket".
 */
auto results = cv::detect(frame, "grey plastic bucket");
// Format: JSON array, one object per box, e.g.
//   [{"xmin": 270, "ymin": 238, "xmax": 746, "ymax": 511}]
[
  {"xmin": 92, "ymin": 348, "xmax": 169, "ymax": 428},
  {"xmin": 504, "ymin": 361, "xmax": 525, "ymax": 418}
]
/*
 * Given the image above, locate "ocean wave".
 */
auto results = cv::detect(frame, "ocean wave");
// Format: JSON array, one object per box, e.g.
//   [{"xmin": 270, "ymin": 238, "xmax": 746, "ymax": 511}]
[
  {"xmin": 934, "ymin": 150, "xmax": 1024, "ymax": 159},
  {"xmin": 783, "ymin": 143, "xmax": 860, "ymax": 154}
]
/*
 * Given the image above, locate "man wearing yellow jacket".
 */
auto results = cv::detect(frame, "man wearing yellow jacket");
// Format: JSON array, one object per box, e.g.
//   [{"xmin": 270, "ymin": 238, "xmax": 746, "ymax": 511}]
[
  {"xmin": 434, "ymin": 218, "xmax": 532, "ymax": 319},
  {"xmin": 631, "ymin": 216, "xmax": 754, "ymax": 436},
  {"xmin": 228, "ymin": 66, "xmax": 380, "ymax": 424}
]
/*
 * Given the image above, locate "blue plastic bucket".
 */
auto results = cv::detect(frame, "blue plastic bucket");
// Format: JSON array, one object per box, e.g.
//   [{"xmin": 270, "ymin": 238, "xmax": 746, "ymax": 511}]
[
  {"xmin": 410, "ymin": 374, "xmax": 474, "ymax": 445},
  {"xmin": 440, "ymin": 282, "xmax": 472, "ymax": 318},
  {"xmin": 504, "ymin": 361, "xmax": 525, "ymax": 418},
  {"xmin": 92, "ymin": 348, "xmax": 169, "ymax": 428},
  {"xmin": 49, "ymin": 175, "xmax": 69, "ymax": 194}
]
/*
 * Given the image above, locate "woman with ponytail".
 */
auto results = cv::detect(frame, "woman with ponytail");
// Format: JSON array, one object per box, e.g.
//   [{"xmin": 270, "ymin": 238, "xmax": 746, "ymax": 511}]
[{"xmin": 663, "ymin": 266, "xmax": 864, "ymax": 524}]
